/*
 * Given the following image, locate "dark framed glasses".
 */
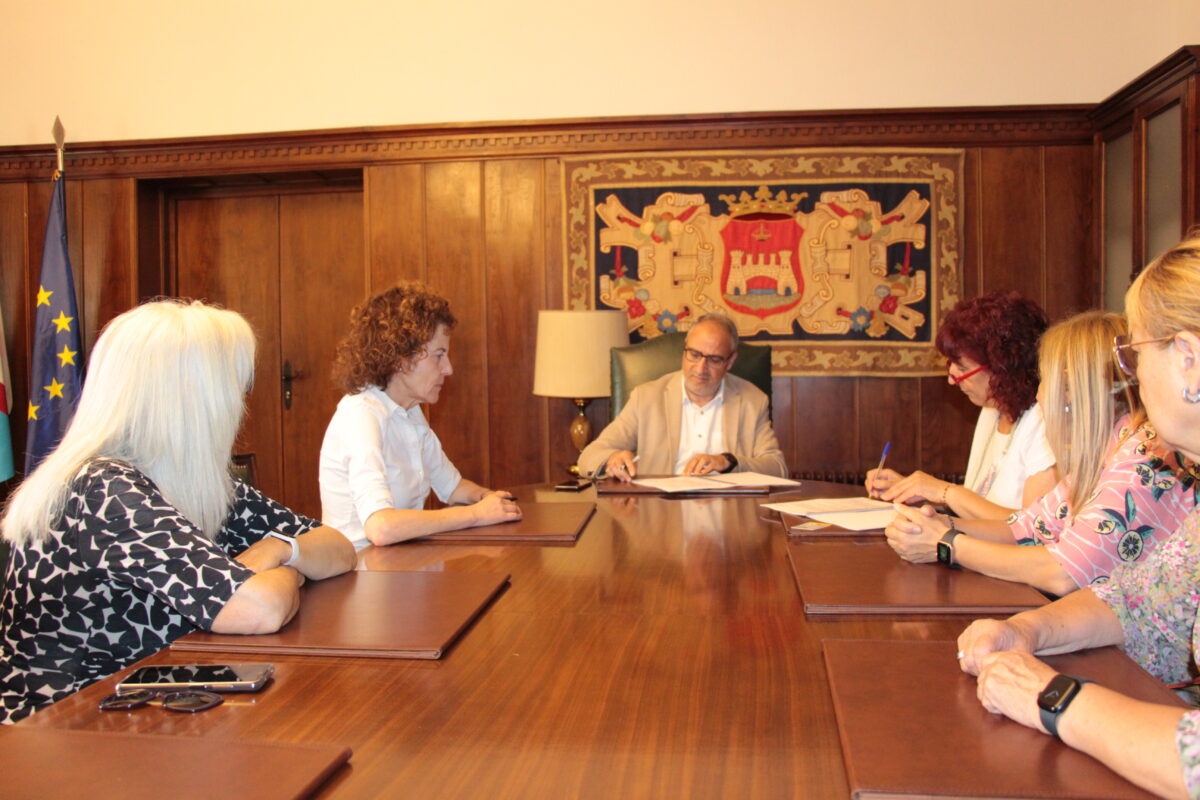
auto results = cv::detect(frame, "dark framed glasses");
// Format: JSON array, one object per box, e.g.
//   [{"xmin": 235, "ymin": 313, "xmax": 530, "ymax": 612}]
[
  {"xmin": 684, "ymin": 347, "xmax": 732, "ymax": 368},
  {"xmin": 948, "ymin": 361, "xmax": 988, "ymax": 385},
  {"xmin": 98, "ymin": 688, "xmax": 224, "ymax": 714},
  {"xmin": 1112, "ymin": 334, "xmax": 1174, "ymax": 377}
]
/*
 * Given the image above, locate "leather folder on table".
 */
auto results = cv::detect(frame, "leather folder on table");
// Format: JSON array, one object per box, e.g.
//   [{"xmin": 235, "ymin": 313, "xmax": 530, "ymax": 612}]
[
  {"xmin": 787, "ymin": 540, "xmax": 1049, "ymax": 614},
  {"xmin": 173, "ymin": 570, "xmax": 508, "ymax": 659},
  {"xmin": 420, "ymin": 501, "xmax": 595, "ymax": 544},
  {"xmin": 823, "ymin": 639, "xmax": 1183, "ymax": 799},
  {"xmin": 1, "ymin": 727, "xmax": 350, "ymax": 800}
]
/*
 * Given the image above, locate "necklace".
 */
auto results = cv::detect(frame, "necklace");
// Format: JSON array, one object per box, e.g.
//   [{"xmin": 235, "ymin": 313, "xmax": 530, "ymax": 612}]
[{"xmin": 973, "ymin": 415, "xmax": 1015, "ymax": 499}]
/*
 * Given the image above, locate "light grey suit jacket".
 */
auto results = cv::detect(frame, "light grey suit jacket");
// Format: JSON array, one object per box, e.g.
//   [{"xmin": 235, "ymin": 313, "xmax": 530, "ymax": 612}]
[{"xmin": 577, "ymin": 371, "xmax": 788, "ymax": 478}]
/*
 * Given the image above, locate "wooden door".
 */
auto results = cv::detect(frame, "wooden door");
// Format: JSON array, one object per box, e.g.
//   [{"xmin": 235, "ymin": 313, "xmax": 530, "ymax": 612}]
[{"xmin": 174, "ymin": 189, "xmax": 364, "ymax": 518}]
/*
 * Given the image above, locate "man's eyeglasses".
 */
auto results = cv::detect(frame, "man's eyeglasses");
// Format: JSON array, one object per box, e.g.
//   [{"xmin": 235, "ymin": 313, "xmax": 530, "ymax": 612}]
[
  {"xmin": 98, "ymin": 688, "xmax": 224, "ymax": 714},
  {"xmin": 948, "ymin": 361, "xmax": 988, "ymax": 385},
  {"xmin": 1112, "ymin": 334, "xmax": 1174, "ymax": 378},
  {"xmin": 684, "ymin": 347, "xmax": 732, "ymax": 368}
]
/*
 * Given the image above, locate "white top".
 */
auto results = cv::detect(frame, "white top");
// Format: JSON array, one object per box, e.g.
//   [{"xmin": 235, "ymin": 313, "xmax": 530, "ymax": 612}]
[
  {"xmin": 962, "ymin": 405, "xmax": 1056, "ymax": 509},
  {"xmin": 319, "ymin": 386, "xmax": 463, "ymax": 550},
  {"xmin": 674, "ymin": 381, "xmax": 726, "ymax": 473}
]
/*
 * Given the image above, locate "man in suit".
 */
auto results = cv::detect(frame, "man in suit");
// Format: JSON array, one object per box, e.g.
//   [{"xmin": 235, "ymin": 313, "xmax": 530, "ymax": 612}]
[{"xmin": 577, "ymin": 314, "xmax": 788, "ymax": 481}]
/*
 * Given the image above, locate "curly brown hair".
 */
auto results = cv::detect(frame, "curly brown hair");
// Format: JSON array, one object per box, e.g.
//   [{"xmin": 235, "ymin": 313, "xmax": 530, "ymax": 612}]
[{"xmin": 332, "ymin": 282, "xmax": 457, "ymax": 394}]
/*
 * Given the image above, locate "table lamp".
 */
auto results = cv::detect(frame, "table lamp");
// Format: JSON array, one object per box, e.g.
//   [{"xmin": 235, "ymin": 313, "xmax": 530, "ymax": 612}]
[{"xmin": 533, "ymin": 310, "xmax": 629, "ymax": 460}]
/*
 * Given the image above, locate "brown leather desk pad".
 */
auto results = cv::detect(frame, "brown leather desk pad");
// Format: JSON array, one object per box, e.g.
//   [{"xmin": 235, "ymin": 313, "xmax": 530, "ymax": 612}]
[
  {"xmin": 595, "ymin": 476, "xmax": 771, "ymax": 495},
  {"xmin": 787, "ymin": 540, "xmax": 1050, "ymax": 614},
  {"xmin": 0, "ymin": 726, "xmax": 350, "ymax": 800},
  {"xmin": 823, "ymin": 639, "xmax": 1183, "ymax": 799},
  {"xmin": 419, "ymin": 501, "xmax": 595, "ymax": 544},
  {"xmin": 172, "ymin": 570, "xmax": 508, "ymax": 659}
]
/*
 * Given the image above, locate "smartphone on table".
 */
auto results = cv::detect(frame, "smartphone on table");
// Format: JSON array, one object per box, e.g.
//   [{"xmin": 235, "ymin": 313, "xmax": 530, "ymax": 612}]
[
  {"xmin": 554, "ymin": 478, "xmax": 593, "ymax": 492},
  {"xmin": 116, "ymin": 663, "xmax": 274, "ymax": 693}
]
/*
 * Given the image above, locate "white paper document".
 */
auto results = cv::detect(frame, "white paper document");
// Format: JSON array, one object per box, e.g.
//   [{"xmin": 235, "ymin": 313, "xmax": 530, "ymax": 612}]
[
  {"xmin": 802, "ymin": 509, "xmax": 896, "ymax": 531},
  {"xmin": 762, "ymin": 497, "xmax": 893, "ymax": 515},
  {"xmin": 631, "ymin": 472, "xmax": 799, "ymax": 493}
]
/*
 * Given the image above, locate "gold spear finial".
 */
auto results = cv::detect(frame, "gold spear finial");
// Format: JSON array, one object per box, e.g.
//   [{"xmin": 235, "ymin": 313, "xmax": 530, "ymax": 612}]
[{"xmin": 52, "ymin": 116, "xmax": 65, "ymax": 177}]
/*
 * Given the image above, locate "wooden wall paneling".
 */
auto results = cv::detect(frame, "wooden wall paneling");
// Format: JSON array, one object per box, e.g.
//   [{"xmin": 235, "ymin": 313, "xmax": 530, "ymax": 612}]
[
  {"xmin": 977, "ymin": 147, "xmax": 1046, "ymax": 302},
  {"xmin": 365, "ymin": 164, "xmax": 426, "ymax": 287},
  {"xmin": 136, "ymin": 183, "xmax": 167, "ymax": 300},
  {"xmin": 769, "ymin": 375, "xmax": 796, "ymax": 476},
  {"xmin": 423, "ymin": 162, "xmax": 488, "ymax": 486},
  {"xmin": 174, "ymin": 195, "xmax": 285, "ymax": 501},
  {"xmin": 278, "ymin": 191, "xmax": 366, "ymax": 518},
  {"xmin": 80, "ymin": 179, "xmax": 138, "ymax": 355},
  {"xmin": 786, "ymin": 376, "xmax": 859, "ymax": 477},
  {"xmin": 856, "ymin": 377, "xmax": 920, "ymax": 479},
  {"xmin": 483, "ymin": 160, "xmax": 545, "ymax": 487},
  {"xmin": 1042, "ymin": 145, "xmax": 1096, "ymax": 318},
  {"xmin": 918, "ymin": 375, "xmax": 978, "ymax": 480},
  {"xmin": 541, "ymin": 158, "xmax": 581, "ymax": 480},
  {"xmin": 0, "ymin": 182, "xmax": 30, "ymax": 481},
  {"xmin": 960, "ymin": 149, "xmax": 983, "ymax": 302}
]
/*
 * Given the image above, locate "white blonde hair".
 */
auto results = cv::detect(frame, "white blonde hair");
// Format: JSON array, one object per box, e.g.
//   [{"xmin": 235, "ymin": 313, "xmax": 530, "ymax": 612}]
[
  {"xmin": 2, "ymin": 300, "xmax": 256, "ymax": 546},
  {"xmin": 1039, "ymin": 310, "xmax": 1141, "ymax": 512}
]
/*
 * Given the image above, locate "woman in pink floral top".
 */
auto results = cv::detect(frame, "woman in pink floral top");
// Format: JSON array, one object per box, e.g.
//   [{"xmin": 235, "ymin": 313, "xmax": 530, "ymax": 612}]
[
  {"xmin": 958, "ymin": 236, "xmax": 1200, "ymax": 799},
  {"xmin": 886, "ymin": 311, "xmax": 1198, "ymax": 596}
]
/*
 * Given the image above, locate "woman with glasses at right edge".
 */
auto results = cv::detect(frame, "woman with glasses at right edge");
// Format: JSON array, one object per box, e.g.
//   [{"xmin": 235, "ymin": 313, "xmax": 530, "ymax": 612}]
[{"xmin": 958, "ymin": 236, "xmax": 1200, "ymax": 799}]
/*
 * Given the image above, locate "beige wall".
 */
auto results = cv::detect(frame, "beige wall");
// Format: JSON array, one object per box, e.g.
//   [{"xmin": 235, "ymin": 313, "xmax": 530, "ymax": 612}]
[{"xmin": 1, "ymin": 0, "xmax": 1198, "ymax": 147}]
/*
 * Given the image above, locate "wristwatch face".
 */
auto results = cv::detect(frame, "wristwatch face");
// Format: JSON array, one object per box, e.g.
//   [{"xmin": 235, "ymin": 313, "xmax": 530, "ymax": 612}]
[
  {"xmin": 936, "ymin": 540, "xmax": 952, "ymax": 566},
  {"xmin": 1037, "ymin": 674, "xmax": 1080, "ymax": 713}
]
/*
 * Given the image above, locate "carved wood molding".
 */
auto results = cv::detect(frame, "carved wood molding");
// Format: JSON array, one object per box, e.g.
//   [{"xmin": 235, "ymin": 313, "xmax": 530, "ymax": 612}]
[{"xmin": 0, "ymin": 106, "xmax": 1093, "ymax": 182}]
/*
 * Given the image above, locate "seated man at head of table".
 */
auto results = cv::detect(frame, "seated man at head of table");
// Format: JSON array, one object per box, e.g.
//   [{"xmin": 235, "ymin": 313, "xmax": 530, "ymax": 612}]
[{"xmin": 577, "ymin": 314, "xmax": 788, "ymax": 482}]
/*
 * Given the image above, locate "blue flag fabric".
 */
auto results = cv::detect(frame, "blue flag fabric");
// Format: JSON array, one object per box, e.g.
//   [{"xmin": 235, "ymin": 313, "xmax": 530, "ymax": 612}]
[{"xmin": 25, "ymin": 175, "xmax": 84, "ymax": 473}]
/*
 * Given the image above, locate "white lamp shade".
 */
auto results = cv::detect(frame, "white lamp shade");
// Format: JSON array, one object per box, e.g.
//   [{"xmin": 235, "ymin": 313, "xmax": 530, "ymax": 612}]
[{"xmin": 533, "ymin": 310, "xmax": 629, "ymax": 398}]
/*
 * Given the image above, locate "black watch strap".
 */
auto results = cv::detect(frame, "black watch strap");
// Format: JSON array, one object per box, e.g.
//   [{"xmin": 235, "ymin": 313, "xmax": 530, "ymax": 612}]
[
  {"xmin": 720, "ymin": 453, "xmax": 738, "ymax": 473},
  {"xmin": 1037, "ymin": 675, "xmax": 1092, "ymax": 739},
  {"xmin": 936, "ymin": 525, "xmax": 961, "ymax": 568}
]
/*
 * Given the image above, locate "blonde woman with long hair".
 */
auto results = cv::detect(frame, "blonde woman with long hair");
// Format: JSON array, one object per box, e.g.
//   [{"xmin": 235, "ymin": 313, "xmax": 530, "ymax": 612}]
[
  {"xmin": 0, "ymin": 300, "xmax": 354, "ymax": 724},
  {"xmin": 885, "ymin": 310, "xmax": 1197, "ymax": 596},
  {"xmin": 958, "ymin": 236, "xmax": 1200, "ymax": 799}
]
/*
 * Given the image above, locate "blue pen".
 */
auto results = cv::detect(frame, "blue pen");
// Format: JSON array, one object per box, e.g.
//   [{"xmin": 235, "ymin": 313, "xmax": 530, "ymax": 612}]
[{"xmin": 871, "ymin": 442, "xmax": 891, "ymax": 498}]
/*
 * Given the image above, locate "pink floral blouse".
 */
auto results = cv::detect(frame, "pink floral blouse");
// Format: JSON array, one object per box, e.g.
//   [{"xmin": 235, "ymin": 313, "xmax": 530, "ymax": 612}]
[
  {"xmin": 1008, "ymin": 417, "xmax": 1198, "ymax": 589},
  {"xmin": 1092, "ymin": 506, "xmax": 1200, "ymax": 797}
]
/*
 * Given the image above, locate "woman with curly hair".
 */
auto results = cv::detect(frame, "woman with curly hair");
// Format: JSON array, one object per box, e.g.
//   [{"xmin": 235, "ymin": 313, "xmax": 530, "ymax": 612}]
[
  {"xmin": 867, "ymin": 291, "xmax": 1058, "ymax": 518},
  {"xmin": 318, "ymin": 283, "xmax": 521, "ymax": 549},
  {"xmin": 884, "ymin": 310, "xmax": 1197, "ymax": 595}
]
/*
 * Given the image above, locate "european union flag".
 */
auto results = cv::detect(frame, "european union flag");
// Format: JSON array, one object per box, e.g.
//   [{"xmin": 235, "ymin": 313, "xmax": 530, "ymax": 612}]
[{"xmin": 25, "ymin": 175, "xmax": 83, "ymax": 473}]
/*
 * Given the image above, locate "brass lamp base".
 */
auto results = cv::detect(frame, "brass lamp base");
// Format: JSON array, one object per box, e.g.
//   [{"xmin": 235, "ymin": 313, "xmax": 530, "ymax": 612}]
[{"xmin": 569, "ymin": 398, "xmax": 593, "ymax": 453}]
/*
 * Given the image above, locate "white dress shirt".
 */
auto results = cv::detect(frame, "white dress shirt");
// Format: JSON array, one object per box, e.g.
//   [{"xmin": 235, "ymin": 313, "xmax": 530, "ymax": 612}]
[
  {"xmin": 319, "ymin": 386, "xmax": 462, "ymax": 549},
  {"xmin": 673, "ymin": 380, "xmax": 726, "ymax": 473},
  {"xmin": 962, "ymin": 405, "xmax": 1056, "ymax": 509}
]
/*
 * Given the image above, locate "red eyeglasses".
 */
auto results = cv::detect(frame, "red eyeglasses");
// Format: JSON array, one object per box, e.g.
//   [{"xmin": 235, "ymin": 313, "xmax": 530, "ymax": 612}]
[{"xmin": 948, "ymin": 361, "xmax": 988, "ymax": 385}]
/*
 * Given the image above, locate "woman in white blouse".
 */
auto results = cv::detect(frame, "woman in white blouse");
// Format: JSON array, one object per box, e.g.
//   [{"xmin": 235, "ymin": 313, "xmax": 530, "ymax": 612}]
[
  {"xmin": 866, "ymin": 291, "xmax": 1059, "ymax": 518},
  {"xmin": 318, "ymin": 283, "xmax": 521, "ymax": 549}
]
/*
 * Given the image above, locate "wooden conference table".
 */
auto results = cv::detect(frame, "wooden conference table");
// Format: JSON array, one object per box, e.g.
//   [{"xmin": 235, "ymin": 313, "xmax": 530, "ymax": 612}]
[{"xmin": 20, "ymin": 481, "xmax": 979, "ymax": 799}]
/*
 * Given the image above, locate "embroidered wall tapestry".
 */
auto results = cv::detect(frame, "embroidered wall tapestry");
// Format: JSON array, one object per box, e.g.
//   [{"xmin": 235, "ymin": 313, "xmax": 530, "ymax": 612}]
[{"xmin": 561, "ymin": 149, "xmax": 964, "ymax": 377}]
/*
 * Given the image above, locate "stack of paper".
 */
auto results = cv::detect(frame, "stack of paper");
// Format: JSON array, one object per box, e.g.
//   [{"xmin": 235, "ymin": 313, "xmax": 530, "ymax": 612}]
[
  {"xmin": 631, "ymin": 472, "xmax": 801, "ymax": 493},
  {"xmin": 762, "ymin": 497, "xmax": 895, "ymax": 531}
]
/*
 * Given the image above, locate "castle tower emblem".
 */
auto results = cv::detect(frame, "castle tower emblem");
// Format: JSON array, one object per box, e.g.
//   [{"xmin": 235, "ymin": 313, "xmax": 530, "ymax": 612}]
[{"xmin": 718, "ymin": 186, "xmax": 806, "ymax": 320}]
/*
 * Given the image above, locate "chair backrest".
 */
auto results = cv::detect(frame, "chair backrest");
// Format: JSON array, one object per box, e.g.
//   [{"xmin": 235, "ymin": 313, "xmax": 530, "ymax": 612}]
[{"xmin": 609, "ymin": 331, "xmax": 773, "ymax": 420}]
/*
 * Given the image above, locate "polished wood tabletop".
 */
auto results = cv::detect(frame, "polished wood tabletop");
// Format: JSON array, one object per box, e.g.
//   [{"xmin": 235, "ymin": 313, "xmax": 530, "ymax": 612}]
[{"xmin": 20, "ymin": 481, "xmax": 980, "ymax": 799}]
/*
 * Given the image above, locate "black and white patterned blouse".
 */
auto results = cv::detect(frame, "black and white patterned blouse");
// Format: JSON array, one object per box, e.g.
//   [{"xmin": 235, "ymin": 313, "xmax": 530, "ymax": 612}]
[{"xmin": 0, "ymin": 458, "xmax": 319, "ymax": 724}]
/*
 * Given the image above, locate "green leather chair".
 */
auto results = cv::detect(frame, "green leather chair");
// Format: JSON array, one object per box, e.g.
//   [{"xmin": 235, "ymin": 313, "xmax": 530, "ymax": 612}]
[{"xmin": 609, "ymin": 331, "xmax": 773, "ymax": 420}]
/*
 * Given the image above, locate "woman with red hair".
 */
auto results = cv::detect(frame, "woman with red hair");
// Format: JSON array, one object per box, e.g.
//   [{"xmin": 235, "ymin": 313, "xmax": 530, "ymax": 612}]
[{"xmin": 867, "ymin": 291, "xmax": 1058, "ymax": 518}]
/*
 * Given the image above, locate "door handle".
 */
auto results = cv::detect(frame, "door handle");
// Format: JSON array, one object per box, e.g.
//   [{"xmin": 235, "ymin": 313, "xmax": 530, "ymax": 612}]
[{"xmin": 281, "ymin": 360, "xmax": 304, "ymax": 410}]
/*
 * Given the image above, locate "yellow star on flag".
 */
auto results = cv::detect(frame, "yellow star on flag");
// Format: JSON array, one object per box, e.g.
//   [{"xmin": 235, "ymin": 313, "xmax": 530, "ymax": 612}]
[
  {"xmin": 51, "ymin": 311, "xmax": 73, "ymax": 332},
  {"xmin": 27, "ymin": 402, "xmax": 39, "ymax": 421},
  {"xmin": 57, "ymin": 344, "xmax": 78, "ymax": 367},
  {"xmin": 44, "ymin": 378, "xmax": 65, "ymax": 399},
  {"xmin": 36, "ymin": 286, "xmax": 52, "ymax": 306}
]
